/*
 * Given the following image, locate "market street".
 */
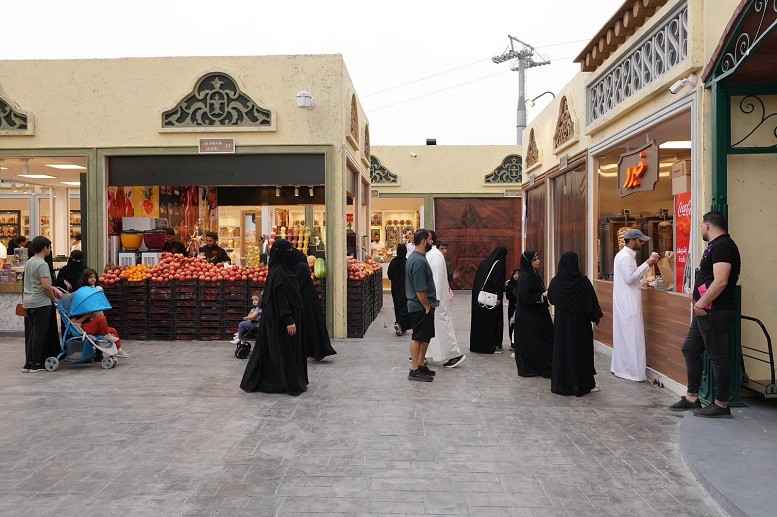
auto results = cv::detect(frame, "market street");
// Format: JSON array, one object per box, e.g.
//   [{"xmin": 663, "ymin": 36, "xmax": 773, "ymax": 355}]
[{"xmin": 0, "ymin": 292, "xmax": 725, "ymax": 516}]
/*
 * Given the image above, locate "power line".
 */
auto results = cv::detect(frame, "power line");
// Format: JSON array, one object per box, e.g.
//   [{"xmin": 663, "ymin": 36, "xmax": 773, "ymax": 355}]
[{"xmin": 361, "ymin": 38, "xmax": 589, "ymax": 98}]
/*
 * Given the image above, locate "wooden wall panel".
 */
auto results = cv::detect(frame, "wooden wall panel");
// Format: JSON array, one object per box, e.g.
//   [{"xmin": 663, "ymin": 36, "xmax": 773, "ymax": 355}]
[{"xmin": 593, "ymin": 280, "xmax": 690, "ymax": 386}]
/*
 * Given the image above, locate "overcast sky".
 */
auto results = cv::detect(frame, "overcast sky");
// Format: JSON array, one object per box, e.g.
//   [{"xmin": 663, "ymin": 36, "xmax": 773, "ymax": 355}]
[{"xmin": 3, "ymin": 0, "xmax": 625, "ymax": 146}]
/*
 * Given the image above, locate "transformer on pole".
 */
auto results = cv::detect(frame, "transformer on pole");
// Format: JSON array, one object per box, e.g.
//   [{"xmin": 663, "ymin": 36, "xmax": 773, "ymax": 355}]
[{"xmin": 492, "ymin": 36, "xmax": 550, "ymax": 145}]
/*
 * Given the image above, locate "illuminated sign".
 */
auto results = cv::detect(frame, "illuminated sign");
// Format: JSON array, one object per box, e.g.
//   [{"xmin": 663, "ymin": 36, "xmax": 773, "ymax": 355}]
[{"xmin": 617, "ymin": 141, "xmax": 658, "ymax": 197}]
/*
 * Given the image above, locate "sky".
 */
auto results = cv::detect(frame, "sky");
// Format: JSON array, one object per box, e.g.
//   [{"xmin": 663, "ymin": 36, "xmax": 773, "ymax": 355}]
[{"xmin": 2, "ymin": 0, "xmax": 625, "ymax": 146}]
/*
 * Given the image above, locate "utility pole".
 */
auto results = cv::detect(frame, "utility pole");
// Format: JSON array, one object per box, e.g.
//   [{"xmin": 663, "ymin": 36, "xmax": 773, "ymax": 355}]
[{"xmin": 492, "ymin": 36, "xmax": 550, "ymax": 145}]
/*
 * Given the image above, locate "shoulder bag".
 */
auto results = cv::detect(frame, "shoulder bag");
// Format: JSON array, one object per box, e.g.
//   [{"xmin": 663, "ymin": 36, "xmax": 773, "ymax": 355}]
[{"xmin": 477, "ymin": 261, "xmax": 499, "ymax": 309}]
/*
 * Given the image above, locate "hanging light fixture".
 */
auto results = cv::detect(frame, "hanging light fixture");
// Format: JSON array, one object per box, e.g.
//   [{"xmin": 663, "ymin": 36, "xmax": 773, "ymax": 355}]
[
  {"xmin": 21, "ymin": 158, "xmax": 30, "ymax": 176},
  {"xmin": 294, "ymin": 186, "xmax": 299, "ymax": 197},
  {"xmin": 275, "ymin": 186, "xmax": 281, "ymax": 197},
  {"xmin": 22, "ymin": 183, "xmax": 29, "ymax": 194},
  {"xmin": 12, "ymin": 182, "xmax": 18, "ymax": 193},
  {"xmin": 308, "ymin": 186, "xmax": 314, "ymax": 197}
]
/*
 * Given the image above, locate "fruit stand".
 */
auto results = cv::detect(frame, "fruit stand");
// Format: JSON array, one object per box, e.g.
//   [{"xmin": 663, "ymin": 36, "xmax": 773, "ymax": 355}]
[{"xmin": 346, "ymin": 256, "xmax": 383, "ymax": 338}]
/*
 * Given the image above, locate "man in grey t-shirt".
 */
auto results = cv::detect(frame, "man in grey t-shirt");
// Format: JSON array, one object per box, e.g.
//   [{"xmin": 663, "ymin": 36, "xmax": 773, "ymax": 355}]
[
  {"xmin": 23, "ymin": 236, "xmax": 61, "ymax": 372},
  {"xmin": 405, "ymin": 229, "xmax": 437, "ymax": 382}
]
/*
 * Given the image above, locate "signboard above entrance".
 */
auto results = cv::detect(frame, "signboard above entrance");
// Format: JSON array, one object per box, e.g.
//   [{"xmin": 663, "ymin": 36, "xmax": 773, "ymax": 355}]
[
  {"xmin": 198, "ymin": 138, "xmax": 235, "ymax": 154},
  {"xmin": 617, "ymin": 141, "xmax": 658, "ymax": 197}
]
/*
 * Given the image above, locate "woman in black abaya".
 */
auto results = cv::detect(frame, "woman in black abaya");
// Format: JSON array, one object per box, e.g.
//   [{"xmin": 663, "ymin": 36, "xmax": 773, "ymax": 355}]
[
  {"xmin": 292, "ymin": 249, "xmax": 337, "ymax": 361},
  {"xmin": 514, "ymin": 250, "xmax": 553, "ymax": 377},
  {"xmin": 240, "ymin": 239, "xmax": 308, "ymax": 396},
  {"xmin": 469, "ymin": 246, "xmax": 507, "ymax": 354},
  {"xmin": 54, "ymin": 250, "xmax": 86, "ymax": 292},
  {"xmin": 387, "ymin": 244, "xmax": 411, "ymax": 335},
  {"xmin": 547, "ymin": 251, "xmax": 603, "ymax": 397},
  {"xmin": 505, "ymin": 268, "xmax": 520, "ymax": 347}
]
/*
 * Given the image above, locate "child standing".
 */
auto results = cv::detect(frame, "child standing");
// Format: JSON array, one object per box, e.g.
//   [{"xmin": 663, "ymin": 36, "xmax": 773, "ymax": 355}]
[{"xmin": 231, "ymin": 292, "xmax": 262, "ymax": 345}]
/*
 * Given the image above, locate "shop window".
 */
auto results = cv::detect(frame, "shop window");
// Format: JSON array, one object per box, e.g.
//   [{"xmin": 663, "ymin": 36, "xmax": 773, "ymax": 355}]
[
  {"xmin": 162, "ymin": 73, "xmax": 272, "ymax": 129},
  {"xmin": 484, "ymin": 155, "xmax": 522, "ymax": 183},
  {"xmin": 369, "ymin": 156, "xmax": 398, "ymax": 184}
]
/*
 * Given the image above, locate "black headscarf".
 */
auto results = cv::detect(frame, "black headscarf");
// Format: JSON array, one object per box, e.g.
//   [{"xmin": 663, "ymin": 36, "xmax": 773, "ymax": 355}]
[
  {"xmin": 547, "ymin": 251, "xmax": 603, "ymax": 324},
  {"xmin": 473, "ymin": 246, "xmax": 508, "ymax": 295},
  {"xmin": 55, "ymin": 251, "xmax": 86, "ymax": 292},
  {"xmin": 387, "ymin": 244, "xmax": 407, "ymax": 283},
  {"xmin": 262, "ymin": 239, "xmax": 302, "ymax": 309},
  {"xmin": 517, "ymin": 250, "xmax": 548, "ymax": 306},
  {"xmin": 506, "ymin": 268, "xmax": 520, "ymax": 292}
]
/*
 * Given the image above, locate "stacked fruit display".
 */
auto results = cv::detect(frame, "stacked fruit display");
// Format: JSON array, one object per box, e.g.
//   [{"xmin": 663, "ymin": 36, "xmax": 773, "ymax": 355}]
[
  {"xmin": 245, "ymin": 246, "xmax": 262, "ymax": 268},
  {"xmin": 102, "ymin": 254, "xmax": 269, "ymax": 284},
  {"xmin": 347, "ymin": 256, "xmax": 375, "ymax": 281}
]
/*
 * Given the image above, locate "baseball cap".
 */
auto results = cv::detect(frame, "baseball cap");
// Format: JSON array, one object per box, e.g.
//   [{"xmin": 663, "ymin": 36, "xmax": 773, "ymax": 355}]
[{"xmin": 624, "ymin": 229, "xmax": 650, "ymax": 241}]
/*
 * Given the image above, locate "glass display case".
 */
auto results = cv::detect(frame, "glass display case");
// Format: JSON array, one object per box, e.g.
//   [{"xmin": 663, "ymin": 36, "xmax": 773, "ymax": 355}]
[{"xmin": 0, "ymin": 210, "xmax": 21, "ymax": 247}]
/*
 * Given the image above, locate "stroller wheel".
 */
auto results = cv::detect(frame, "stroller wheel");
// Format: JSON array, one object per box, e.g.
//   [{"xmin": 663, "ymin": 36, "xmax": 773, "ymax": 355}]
[
  {"xmin": 236, "ymin": 343, "xmax": 251, "ymax": 359},
  {"xmin": 44, "ymin": 357, "xmax": 60, "ymax": 372},
  {"xmin": 101, "ymin": 357, "xmax": 116, "ymax": 369}
]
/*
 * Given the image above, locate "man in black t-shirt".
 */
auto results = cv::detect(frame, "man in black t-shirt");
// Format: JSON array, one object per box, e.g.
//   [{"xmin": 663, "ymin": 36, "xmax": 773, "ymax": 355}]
[
  {"xmin": 199, "ymin": 232, "xmax": 231, "ymax": 264},
  {"xmin": 162, "ymin": 228, "xmax": 188, "ymax": 257},
  {"xmin": 669, "ymin": 211, "xmax": 741, "ymax": 418}
]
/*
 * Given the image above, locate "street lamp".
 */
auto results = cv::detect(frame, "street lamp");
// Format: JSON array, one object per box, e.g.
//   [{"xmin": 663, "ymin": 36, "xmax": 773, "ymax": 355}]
[{"xmin": 525, "ymin": 91, "xmax": 555, "ymax": 107}]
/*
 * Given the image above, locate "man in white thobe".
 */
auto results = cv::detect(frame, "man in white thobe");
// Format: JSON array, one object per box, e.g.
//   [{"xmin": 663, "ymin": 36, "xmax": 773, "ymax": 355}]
[
  {"xmin": 611, "ymin": 229, "xmax": 659, "ymax": 381},
  {"xmin": 425, "ymin": 231, "xmax": 466, "ymax": 368}
]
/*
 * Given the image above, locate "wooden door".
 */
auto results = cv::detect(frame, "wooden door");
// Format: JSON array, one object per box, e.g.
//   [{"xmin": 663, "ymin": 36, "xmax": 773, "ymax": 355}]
[{"xmin": 434, "ymin": 198, "xmax": 522, "ymax": 290}]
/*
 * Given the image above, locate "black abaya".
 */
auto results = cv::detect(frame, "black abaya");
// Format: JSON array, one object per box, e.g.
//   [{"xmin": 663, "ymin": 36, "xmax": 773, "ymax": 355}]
[
  {"xmin": 387, "ymin": 245, "xmax": 411, "ymax": 332},
  {"xmin": 240, "ymin": 240, "xmax": 308, "ymax": 396},
  {"xmin": 469, "ymin": 246, "xmax": 507, "ymax": 354},
  {"xmin": 292, "ymin": 250, "xmax": 336, "ymax": 361},
  {"xmin": 547, "ymin": 252, "xmax": 603, "ymax": 397},
  {"xmin": 514, "ymin": 250, "xmax": 553, "ymax": 377}
]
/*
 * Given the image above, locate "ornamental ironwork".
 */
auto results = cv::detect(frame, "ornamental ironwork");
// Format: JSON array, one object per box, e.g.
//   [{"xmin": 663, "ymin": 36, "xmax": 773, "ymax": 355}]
[
  {"xmin": 553, "ymin": 97, "xmax": 574, "ymax": 150},
  {"xmin": 588, "ymin": 2, "xmax": 688, "ymax": 124},
  {"xmin": 0, "ymin": 94, "xmax": 28, "ymax": 131},
  {"xmin": 717, "ymin": 1, "xmax": 777, "ymax": 80},
  {"xmin": 370, "ymin": 156, "xmax": 398, "ymax": 184},
  {"xmin": 731, "ymin": 95, "xmax": 777, "ymax": 149},
  {"xmin": 526, "ymin": 129, "xmax": 540, "ymax": 169},
  {"xmin": 485, "ymin": 154, "xmax": 523, "ymax": 183},
  {"xmin": 163, "ymin": 73, "xmax": 271, "ymax": 128}
]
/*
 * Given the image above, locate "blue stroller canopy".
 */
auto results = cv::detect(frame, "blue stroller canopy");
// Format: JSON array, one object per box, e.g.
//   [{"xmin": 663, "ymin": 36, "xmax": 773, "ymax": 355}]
[{"xmin": 69, "ymin": 287, "xmax": 112, "ymax": 317}]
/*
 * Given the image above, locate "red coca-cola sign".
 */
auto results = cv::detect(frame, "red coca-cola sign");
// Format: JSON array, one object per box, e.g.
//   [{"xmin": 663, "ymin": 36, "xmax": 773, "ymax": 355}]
[{"xmin": 675, "ymin": 192, "xmax": 692, "ymax": 290}]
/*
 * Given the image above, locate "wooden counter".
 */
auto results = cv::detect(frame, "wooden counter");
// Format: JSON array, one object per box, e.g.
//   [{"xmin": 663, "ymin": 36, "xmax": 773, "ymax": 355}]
[{"xmin": 593, "ymin": 280, "xmax": 691, "ymax": 386}]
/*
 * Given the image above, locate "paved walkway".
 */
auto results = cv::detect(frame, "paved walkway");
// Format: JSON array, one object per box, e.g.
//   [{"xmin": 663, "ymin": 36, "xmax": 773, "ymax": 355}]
[{"xmin": 0, "ymin": 292, "xmax": 730, "ymax": 516}]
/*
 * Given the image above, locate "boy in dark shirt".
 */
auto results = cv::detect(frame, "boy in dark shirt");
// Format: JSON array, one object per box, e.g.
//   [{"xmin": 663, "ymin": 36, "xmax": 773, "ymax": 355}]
[{"xmin": 669, "ymin": 211, "xmax": 741, "ymax": 418}]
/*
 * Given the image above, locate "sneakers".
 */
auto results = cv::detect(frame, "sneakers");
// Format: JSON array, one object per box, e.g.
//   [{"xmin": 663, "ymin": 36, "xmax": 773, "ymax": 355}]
[
  {"xmin": 28, "ymin": 364, "xmax": 44, "ymax": 373},
  {"xmin": 408, "ymin": 369, "xmax": 433, "ymax": 382},
  {"xmin": 230, "ymin": 337, "xmax": 241, "ymax": 344},
  {"xmin": 101, "ymin": 334, "xmax": 120, "ymax": 343},
  {"xmin": 668, "ymin": 396, "xmax": 702, "ymax": 412},
  {"xmin": 116, "ymin": 348, "xmax": 130, "ymax": 358},
  {"xmin": 493, "ymin": 349, "xmax": 504, "ymax": 354},
  {"xmin": 443, "ymin": 355, "xmax": 466, "ymax": 368},
  {"xmin": 393, "ymin": 323, "xmax": 402, "ymax": 336},
  {"xmin": 590, "ymin": 386, "xmax": 601, "ymax": 393},
  {"xmin": 418, "ymin": 364, "xmax": 436, "ymax": 376},
  {"xmin": 693, "ymin": 403, "xmax": 733, "ymax": 419},
  {"xmin": 22, "ymin": 362, "xmax": 31, "ymax": 373}
]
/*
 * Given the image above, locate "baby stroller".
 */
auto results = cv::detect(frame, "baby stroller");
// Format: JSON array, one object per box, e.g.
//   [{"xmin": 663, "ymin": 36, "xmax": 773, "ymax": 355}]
[
  {"xmin": 46, "ymin": 286, "xmax": 119, "ymax": 371},
  {"xmin": 234, "ymin": 321, "xmax": 260, "ymax": 359}
]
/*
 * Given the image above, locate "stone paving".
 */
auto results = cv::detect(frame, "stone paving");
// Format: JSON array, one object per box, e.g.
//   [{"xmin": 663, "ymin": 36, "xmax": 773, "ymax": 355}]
[{"xmin": 0, "ymin": 292, "xmax": 726, "ymax": 516}]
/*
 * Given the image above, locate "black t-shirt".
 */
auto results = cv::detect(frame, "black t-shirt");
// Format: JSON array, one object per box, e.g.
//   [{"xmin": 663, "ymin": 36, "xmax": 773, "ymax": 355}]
[
  {"xmin": 693, "ymin": 234, "xmax": 740, "ymax": 311},
  {"xmin": 200, "ymin": 244, "xmax": 231, "ymax": 264},
  {"xmin": 162, "ymin": 240, "xmax": 188, "ymax": 257}
]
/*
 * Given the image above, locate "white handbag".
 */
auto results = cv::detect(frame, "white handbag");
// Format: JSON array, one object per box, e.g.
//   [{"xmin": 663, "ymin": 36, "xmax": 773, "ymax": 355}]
[{"xmin": 477, "ymin": 261, "xmax": 499, "ymax": 309}]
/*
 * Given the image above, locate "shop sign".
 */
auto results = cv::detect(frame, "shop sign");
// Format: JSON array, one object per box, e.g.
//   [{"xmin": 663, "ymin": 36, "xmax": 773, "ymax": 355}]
[
  {"xmin": 675, "ymin": 192, "xmax": 692, "ymax": 290},
  {"xmin": 617, "ymin": 141, "xmax": 658, "ymax": 197},
  {"xmin": 503, "ymin": 189, "xmax": 521, "ymax": 198},
  {"xmin": 198, "ymin": 138, "xmax": 235, "ymax": 154}
]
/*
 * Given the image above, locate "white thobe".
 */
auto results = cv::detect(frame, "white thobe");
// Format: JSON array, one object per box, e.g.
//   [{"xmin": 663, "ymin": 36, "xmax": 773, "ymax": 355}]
[
  {"xmin": 611, "ymin": 246, "xmax": 650, "ymax": 381},
  {"xmin": 426, "ymin": 246, "xmax": 462, "ymax": 363}
]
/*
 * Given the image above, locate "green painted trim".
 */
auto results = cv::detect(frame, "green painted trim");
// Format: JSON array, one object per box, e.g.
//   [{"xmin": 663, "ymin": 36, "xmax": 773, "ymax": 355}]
[
  {"xmin": 728, "ymin": 146, "xmax": 777, "ymax": 155},
  {"xmin": 725, "ymin": 84, "xmax": 777, "ymax": 96},
  {"xmin": 91, "ymin": 144, "xmax": 333, "ymax": 156},
  {"xmin": 423, "ymin": 193, "xmax": 434, "ymax": 229},
  {"xmin": 323, "ymin": 148, "xmax": 337, "ymax": 337},
  {"xmin": 711, "ymin": 83, "xmax": 729, "ymax": 218},
  {"xmin": 0, "ymin": 148, "xmax": 94, "ymax": 158}
]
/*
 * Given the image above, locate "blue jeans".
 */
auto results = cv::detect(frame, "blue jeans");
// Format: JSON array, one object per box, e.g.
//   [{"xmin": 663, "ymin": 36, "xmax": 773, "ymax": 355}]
[
  {"xmin": 681, "ymin": 310, "xmax": 737, "ymax": 404},
  {"xmin": 237, "ymin": 320, "xmax": 256, "ymax": 341}
]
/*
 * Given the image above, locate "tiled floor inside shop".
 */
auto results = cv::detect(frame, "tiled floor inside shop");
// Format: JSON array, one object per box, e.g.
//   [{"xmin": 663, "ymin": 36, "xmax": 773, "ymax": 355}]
[{"xmin": 0, "ymin": 292, "xmax": 726, "ymax": 516}]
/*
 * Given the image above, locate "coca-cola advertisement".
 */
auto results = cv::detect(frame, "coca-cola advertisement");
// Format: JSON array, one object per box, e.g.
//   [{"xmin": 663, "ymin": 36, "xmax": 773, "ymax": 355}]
[{"xmin": 675, "ymin": 192, "xmax": 692, "ymax": 290}]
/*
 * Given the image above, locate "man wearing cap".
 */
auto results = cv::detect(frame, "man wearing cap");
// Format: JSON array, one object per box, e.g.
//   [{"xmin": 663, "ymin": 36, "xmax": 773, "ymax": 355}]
[
  {"xmin": 200, "ymin": 231, "xmax": 231, "ymax": 264},
  {"xmin": 611, "ymin": 229, "xmax": 659, "ymax": 381},
  {"xmin": 162, "ymin": 228, "xmax": 188, "ymax": 257}
]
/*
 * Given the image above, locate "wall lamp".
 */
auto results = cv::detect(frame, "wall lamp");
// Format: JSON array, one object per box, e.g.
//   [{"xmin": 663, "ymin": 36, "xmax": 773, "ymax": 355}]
[
  {"xmin": 669, "ymin": 74, "xmax": 698, "ymax": 94},
  {"xmin": 525, "ymin": 91, "xmax": 555, "ymax": 107},
  {"xmin": 275, "ymin": 186, "xmax": 280, "ymax": 197},
  {"xmin": 308, "ymin": 186, "xmax": 314, "ymax": 197},
  {"xmin": 296, "ymin": 91, "xmax": 314, "ymax": 109},
  {"xmin": 294, "ymin": 186, "xmax": 299, "ymax": 197}
]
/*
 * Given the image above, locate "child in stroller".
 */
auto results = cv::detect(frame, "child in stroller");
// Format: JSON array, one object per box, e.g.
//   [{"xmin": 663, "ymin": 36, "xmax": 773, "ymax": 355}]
[
  {"xmin": 232, "ymin": 292, "xmax": 262, "ymax": 359},
  {"xmin": 74, "ymin": 269, "xmax": 129, "ymax": 358}
]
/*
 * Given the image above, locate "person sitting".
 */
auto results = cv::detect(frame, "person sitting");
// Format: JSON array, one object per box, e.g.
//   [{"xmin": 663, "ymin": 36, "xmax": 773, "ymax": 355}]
[
  {"xmin": 231, "ymin": 292, "xmax": 262, "ymax": 345},
  {"xmin": 75, "ymin": 269, "xmax": 129, "ymax": 358},
  {"xmin": 162, "ymin": 228, "xmax": 188, "ymax": 256},
  {"xmin": 199, "ymin": 231, "xmax": 230, "ymax": 264}
]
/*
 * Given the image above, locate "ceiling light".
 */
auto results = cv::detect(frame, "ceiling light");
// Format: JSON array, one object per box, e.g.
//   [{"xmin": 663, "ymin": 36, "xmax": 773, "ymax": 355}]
[
  {"xmin": 275, "ymin": 186, "xmax": 280, "ymax": 197},
  {"xmin": 21, "ymin": 158, "xmax": 30, "ymax": 176},
  {"xmin": 0, "ymin": 166, "xmax": 8, "ymax": 170},
  {"xmin": 12, "ymin": 182, "xmax": 18, "ymax": 192},
  {"xmin": 659, "ymin": 141, "xmax": 692, "ymax": 149},
  {"xmin": 18, "ymin": 174, "xmax": 57, "ymax": 179},
  {"xmin": 308, "ymin": 186, "xmax": 314, "ymax": 197},
  {"xmin": 22, "ymin": 184, "xmax": 29, "ymax": 194},
  {"xmin": 294, "ymin": 186, "xmax": 299, "ymax": 197},
  {"xmin": 45, "ymin": 164, "xmax": 87, "ymax": 170},
  {"xmin": 60, "ymin": 181, "xmax": 81, "ymax": 186}
]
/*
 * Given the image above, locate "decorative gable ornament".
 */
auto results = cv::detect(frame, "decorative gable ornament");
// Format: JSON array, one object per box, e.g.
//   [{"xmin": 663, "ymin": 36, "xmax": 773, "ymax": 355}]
[
  {"xmin": 362, "ymin": 125, "xmax": 371, "ymax": 166},
  {"xmin": 370, "ymin": 156, "xmax": 398, "ymax": 185},
  {"xmin": 0, "ymin": 86, "xmax": 33, "ymax": 136},
  {"xmin": 347, "ymin": 94, "xmax": 359, "ymax": 150},
  {"xmin": 484, "ymin": 154, "xmax": 523, "ymax": 184},
  {"xmin": 553, "ymin": 96, "xmax": 579, "ymax": 153},
  {"xmin": 161, "ymin": 72, "xmax": 274, "ymax": 132},
  {"xmin": 525, "ymin": 128, "xmax": 543, "ymax": 173}
]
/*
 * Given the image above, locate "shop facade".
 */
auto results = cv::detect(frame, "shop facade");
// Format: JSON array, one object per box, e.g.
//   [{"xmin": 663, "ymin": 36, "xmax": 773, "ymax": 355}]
[
  {"xmin": 369, "ymin": 144, "xmax": 523, "ymax": 289},
  {"xmin": 0, "ymin": 55, "xmax": 372, "ymax": 338},
  {"xmin": 523, "ymin": 0, "xmax": 743, "ymax": 392}
]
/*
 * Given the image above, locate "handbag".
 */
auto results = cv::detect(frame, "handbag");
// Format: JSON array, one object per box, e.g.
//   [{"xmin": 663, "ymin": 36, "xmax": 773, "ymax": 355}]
[
  {"xmin": 15, "ymin": 303, "xmax": 28, "ymax": 317},
  {"xmin": 477, "ymin": 261, "xmax": 499, "ymax": 309}
]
